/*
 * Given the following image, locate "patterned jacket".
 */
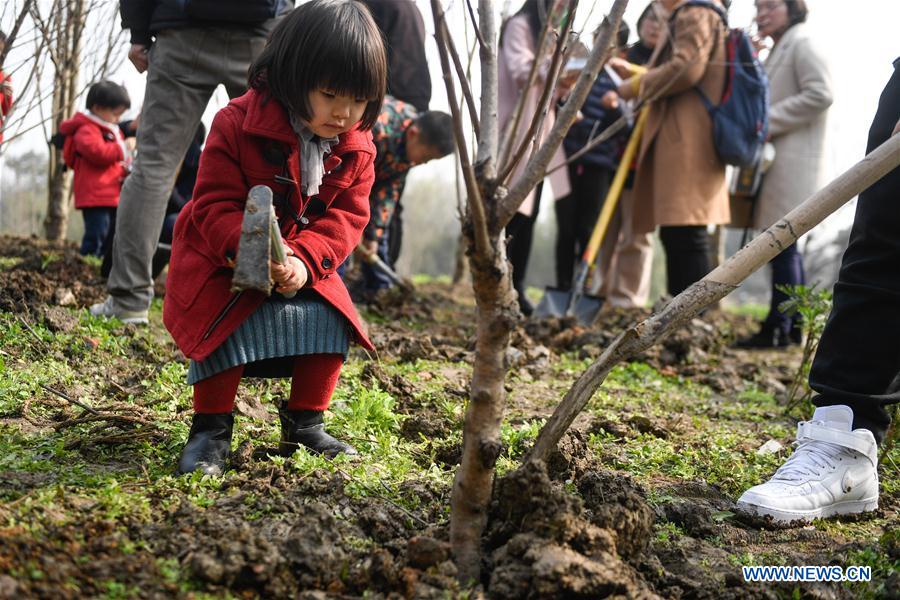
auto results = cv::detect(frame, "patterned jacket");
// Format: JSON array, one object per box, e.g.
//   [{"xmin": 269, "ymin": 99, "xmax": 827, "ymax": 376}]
[{"xmin": 364, "ymin": 96, "xmax": 417, "ymax": 242}]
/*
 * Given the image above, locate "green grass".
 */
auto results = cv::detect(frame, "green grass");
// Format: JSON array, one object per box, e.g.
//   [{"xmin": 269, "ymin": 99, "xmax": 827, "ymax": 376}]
[{"xmin": 723, "ymin": 302, "xmax": 768, "ymax": 320}]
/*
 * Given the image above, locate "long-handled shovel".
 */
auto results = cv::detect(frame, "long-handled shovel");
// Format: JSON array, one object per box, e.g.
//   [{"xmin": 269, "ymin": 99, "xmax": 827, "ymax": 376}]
[{"xmin": 535, "ymin": 108, "xmax": 649, "ymax": 324}]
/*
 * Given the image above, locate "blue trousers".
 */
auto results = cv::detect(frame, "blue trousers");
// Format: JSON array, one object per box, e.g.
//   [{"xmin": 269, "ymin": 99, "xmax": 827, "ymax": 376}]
[
  {"xmin": 80, "ymin": 207, "xmax": 116, "ymax": 257},
  {"xmin": 361, "ymin": 234, "xmax": 393, "ymax": 293},
  {"xmin": 764, "ymin": 242, "xmax": 805, "ymax": 333}
]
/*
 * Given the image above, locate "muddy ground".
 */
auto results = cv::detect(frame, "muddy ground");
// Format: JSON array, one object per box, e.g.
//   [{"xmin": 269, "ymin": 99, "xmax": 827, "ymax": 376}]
[{"xmin": 0, "ymin": 235, "xmax": 896, "ymax": 599}]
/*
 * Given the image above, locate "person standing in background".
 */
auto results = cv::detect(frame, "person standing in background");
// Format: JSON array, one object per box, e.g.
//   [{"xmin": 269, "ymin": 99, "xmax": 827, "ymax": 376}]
[
  {"xmin": 361, "ymin": 0, "xmax": 433, "ymax": 266},
  {"xmin": 90, "ymin": 0, "xmax": 292, "ymax": 325},
  {"xmin": 556, "ymin": 24, "xmax": 631, "ymax": 295},
  {"xmin": 596, "ymin": 2, "xmax": 661, "ymax": 308},
  {"xmin": 736, "ymin": 0, "xmax": 832, "ymax": 348},
  {"xmin": 498, "ymin": 0, "xmax": 572, "ymax": 316},
  {"xmin": 615, "ymin": 0, "xmax": 729, "ymax": 297}
]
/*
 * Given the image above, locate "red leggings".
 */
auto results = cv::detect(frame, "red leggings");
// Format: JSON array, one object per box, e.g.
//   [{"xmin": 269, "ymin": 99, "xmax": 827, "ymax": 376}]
[{"xmin": 192, "ymin": 353, "xmax": 344, "ymax": 414}]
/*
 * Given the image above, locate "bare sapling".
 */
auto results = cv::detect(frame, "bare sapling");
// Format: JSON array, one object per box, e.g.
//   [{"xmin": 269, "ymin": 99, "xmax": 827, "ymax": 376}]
[{"xmin": 430, "ymin": 0, "xmax": 630, "ymax": 582}]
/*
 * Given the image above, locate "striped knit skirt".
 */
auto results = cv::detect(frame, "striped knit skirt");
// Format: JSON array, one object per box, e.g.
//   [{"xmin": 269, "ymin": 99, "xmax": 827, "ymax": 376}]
[{"xmin": 186, "ymin": 290, "xmax": 350, "ymax": 384}]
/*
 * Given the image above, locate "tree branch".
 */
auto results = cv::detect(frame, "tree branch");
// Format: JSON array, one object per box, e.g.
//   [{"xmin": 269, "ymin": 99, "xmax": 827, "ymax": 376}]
[
  {"xmin": 498, "ymin": 0, "xmax": 629, "ymax": 229},
  {"xmin": 439, "ymin": 14, "xmax": 480, "ymax": 142},
  {"xmin": 431, "ymin": 0, "xmax": 490, "ymax": 256},
  {"xmin": 0, "ymin": 0, "xmax": 36, "ymax": 67},
  {"xmin": 497, "ymin": 0, "xmax": 561, "ymax": 170},
  {"xmin": 464, "ymin": 0, "xmax": 487, "ymax": 49},
  {"xmin": 496, "ymin": 0, "xmax": 577, "ymax": 188},
  {"xmin": 475, "ymin": 0, "xmax": 498, "ymax": 174}
]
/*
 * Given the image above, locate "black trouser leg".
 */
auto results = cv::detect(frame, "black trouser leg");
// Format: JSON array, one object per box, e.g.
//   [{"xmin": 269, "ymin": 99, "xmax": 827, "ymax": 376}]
[
  {"xmin": 507, "ymin": 181, "xmax": 543, "ymax": 296},
  {"xmin": 809, "ymin": 63, "xmax": 900, "ymax": 444},
  {"xmin": 555, "ymin": 164, "xmax": 612, "ymax": 289},
  {"xmin": 659, "ymin": 225, "xmax": 711, "ymax": 296},
  {"xmin": 764, "ymin": 242, "xmax": 805, "ymax": 333},
  {"xmin": 387, "ymin": 202, "xmax": 403, "ymax": 267}
]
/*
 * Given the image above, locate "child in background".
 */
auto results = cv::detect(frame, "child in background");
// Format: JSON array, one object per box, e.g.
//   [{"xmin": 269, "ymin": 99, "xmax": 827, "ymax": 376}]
[
  {"xmin": 163, "ymin": 0, "xmax": 387, "ymax": 476},
  {"xmin": 59, "ymin": 81, "xmax": 131, "ymax": 256},
  {"xmin": 0, "ymin": 30, "xmax": 13, "ymax": 147}
]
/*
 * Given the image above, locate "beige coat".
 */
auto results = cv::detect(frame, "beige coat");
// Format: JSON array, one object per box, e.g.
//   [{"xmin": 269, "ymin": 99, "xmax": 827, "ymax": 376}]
[
  {"xmin": 632, "ymin": 1, "xmax": 729, "ymax": 233},
  {"xmin": 498, "ymin": 14, "xmax": 570, "ymax": 217},
  {"xmin": 754, "ymin": 23, "xmax": 832, "ymax": 230}
]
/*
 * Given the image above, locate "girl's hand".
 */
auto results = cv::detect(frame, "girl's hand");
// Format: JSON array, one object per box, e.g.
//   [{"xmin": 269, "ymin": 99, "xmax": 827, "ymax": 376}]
[{"xmin": 271, "ymin": 246, "xmax": 308, "ymax": 294}]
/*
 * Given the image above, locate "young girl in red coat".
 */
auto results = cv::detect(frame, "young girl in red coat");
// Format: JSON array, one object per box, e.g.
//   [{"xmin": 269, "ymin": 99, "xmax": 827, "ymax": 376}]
[
  {"xmin": 163, "ymin": 0, "xmax": 387, "ymax": 476},
  {"xmin": 59, "ymin": 81, "xmax": 132, "ymax": 256}
]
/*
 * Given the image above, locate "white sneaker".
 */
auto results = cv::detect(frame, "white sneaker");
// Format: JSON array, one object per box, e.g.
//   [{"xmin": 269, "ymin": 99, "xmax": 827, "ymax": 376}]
[
  {"xmin": 89, "ymin": 297, "xmax": 149, "ymax": 325},
  {"xmin": 736, "ymin": 405, "xmax": 878, "ymax": 524}
]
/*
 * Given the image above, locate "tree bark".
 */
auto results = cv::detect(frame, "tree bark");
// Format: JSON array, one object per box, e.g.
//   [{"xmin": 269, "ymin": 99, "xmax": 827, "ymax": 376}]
[
  {"xmin": 43, "ymin": 0, "xmax": 86, "ymax": 241},
  {"xmin": 433, "ymin": 0, "xmax": 630, "ymax": 583},
  {"xmin": 450, "ymin": 240, "xmax": 519, "ymax": 582},
  {"xmin": 527, "ymin": 133, "xmax": 900, "ymax": 464}
]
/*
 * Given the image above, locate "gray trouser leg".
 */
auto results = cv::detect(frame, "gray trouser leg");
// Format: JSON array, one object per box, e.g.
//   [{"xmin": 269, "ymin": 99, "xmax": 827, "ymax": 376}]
[{"xmin": 107, "ymin": 27, "xmax": 267, "ymax": 311}]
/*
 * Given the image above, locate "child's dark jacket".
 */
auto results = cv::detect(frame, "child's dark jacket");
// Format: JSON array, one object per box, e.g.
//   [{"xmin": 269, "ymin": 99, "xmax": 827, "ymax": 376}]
[
  {"xmin": 163, "ymin": 88, "xmax": 376, "ymax": 361},
  {"xmin": 563, "ymin": 69, "xmax": 627, "ymax": 171},
  {"xmin": 59, "ymin": 113, "xmax": 128, "ymax": 209}
]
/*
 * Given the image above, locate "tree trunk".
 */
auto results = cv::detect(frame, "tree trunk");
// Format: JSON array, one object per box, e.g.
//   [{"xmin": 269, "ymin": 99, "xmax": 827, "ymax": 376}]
[
  {"xmin": 43, "ymin": 0, "xmax": 85, "ymax": 241},
  {"xmin": 450, "ymin": 228, "xmax": 519, "ymax": 581}
]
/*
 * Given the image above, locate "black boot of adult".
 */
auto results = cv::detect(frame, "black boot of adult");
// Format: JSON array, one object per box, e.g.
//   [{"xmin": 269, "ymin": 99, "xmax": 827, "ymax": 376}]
[
  {"xmin": 278, "ymin": 404, "xmax": 358, "ymax": 459},
  {"xmin": 177, "ymin": 413, "xmax": 234, "ymax": 476},
  {"xmin": 734, "ymin": 323, "xmax": 791, "ymax": 349}
]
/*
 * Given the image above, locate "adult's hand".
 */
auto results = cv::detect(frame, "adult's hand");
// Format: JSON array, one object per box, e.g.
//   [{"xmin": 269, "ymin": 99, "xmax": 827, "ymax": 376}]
[
  {"xmin": 617, "ymin": 79, "xmax": 637, "ymax": 101},
  {"xmin": 608, "ymin": 57, "xmax": 637, "ymax": 79},
  {"xmin": 128, "ymin": 44, "xmax": 150, "ymax": 73},
  {"xmin": 600, "ymin": 90, "xmax": 620, "ymax": 110}
]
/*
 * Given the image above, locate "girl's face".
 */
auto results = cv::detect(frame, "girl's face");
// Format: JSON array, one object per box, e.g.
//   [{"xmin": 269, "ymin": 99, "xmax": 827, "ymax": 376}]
[{"xmin": 307, "ymin": 88, "xmax": 368, "ymax": 138}]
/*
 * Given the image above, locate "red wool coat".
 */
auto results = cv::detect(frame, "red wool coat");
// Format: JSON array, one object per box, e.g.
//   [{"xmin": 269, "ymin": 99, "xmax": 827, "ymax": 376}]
[
  {"xmin": 163, "ymin": 89, "xmax": 376, "ymax": 361},
  {"xmin": 0, "ymin": 71, "xmax": 11, "ymax": 145},
  {"xmin": 59, "ymin": 113, "xmax": 128, "ymax": 209}
]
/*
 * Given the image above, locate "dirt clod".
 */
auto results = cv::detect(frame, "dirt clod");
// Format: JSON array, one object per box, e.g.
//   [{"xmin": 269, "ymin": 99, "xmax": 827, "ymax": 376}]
[{"xmin": 407, "ymin": 535, "xmax": 451, "ymax": 569}]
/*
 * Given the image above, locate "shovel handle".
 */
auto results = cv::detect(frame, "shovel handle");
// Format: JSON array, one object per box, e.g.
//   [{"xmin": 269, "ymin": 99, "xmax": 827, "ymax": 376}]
[
  {"xmin": 580, "ymin": 109, "xmax": 648, "ymax": 265},
  {"xmin": 270, "ymin": 214, "xmax": 297, "ymax": 299}
]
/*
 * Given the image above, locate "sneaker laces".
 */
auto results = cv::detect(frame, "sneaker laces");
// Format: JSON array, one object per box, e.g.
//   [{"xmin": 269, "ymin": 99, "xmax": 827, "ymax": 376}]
[{"xmin": 772, "ymin": 434, "xmax": 850, "ymax": 482}]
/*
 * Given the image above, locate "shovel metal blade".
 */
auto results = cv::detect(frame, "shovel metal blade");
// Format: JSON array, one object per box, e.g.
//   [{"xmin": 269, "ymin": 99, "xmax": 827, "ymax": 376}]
[
  {"xmin": 534, "ymin": 286, "xmax": 605, "ymax": 326},
  {"xmin": 231, "ymin": 185, "xmax": 274, "ymax": 294}
]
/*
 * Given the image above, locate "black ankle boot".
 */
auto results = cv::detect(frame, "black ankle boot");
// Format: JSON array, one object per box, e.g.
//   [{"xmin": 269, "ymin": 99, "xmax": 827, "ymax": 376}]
[
  {"xmin": 278, "ymin": 404, "xmax": 357, "ymax": 459},
  {"xmin": 734, "ymin": 323, "xmax": 790, "ymax": 349},
  {"xmin": 177, "ymin": 413, "xmax": 234, "ymax": 476}
]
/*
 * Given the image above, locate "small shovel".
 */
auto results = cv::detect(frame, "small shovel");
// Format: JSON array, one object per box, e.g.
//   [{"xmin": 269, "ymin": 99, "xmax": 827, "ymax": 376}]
[
  {"xmin": 355, "ymin": 243, "xmax": 414, "ymax": 292},
  {"xmin": 231, "ymin": 185, "xmax": 296, "ymax": 298},
  {"xmin": 534, "ymin": 109, "xmax": 648, "ymax": 325}
]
